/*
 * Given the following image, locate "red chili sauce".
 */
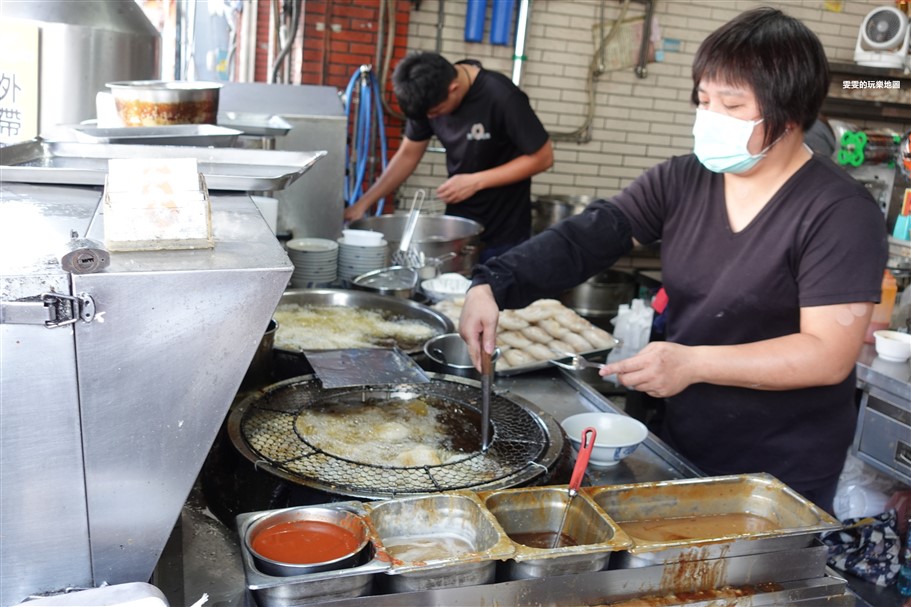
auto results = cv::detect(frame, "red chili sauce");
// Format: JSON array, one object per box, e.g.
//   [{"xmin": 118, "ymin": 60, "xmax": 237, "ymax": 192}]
[{"xmin": 251, "ymin": 519, "xmax": 361, "ymax": 565}]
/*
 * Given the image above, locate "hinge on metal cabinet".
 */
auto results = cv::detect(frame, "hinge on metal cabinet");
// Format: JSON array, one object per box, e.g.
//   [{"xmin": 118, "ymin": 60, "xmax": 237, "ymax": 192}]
[{"xmin": 0, "ymin": 292, "xmax": 96, "ymax": 328}]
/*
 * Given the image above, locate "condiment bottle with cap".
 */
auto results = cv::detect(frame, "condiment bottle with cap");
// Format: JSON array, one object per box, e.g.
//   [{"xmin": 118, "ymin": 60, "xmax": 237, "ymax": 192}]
[{"xmin": 864, "ymin": 270, "xmax": 897, "ymax": 344}]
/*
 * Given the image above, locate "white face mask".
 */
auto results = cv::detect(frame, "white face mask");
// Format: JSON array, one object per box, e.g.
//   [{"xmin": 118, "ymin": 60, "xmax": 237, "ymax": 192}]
[{"xmin": 692, "ymin": 108, "xmax": 775, "ymax": 174}]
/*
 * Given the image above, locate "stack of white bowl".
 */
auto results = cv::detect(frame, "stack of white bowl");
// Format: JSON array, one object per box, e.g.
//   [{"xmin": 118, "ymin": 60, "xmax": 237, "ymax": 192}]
[
  {"xmin": 337, "ymin": 229, "xmax": 388, "ymax": 283},
  {"xmin": 286, "ymin": 238, "xmax": 339, "ymax": 288}
]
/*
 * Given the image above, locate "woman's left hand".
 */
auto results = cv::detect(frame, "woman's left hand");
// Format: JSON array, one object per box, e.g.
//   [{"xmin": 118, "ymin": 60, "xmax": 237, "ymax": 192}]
[{"xmin": 600, "ymin": 342, "xmax": 696, "ymax": 398}]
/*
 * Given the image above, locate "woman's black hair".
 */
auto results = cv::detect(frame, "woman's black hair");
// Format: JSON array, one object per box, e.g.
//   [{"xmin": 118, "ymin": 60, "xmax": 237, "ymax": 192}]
[
  {"xmin": 691, "ymin": 7, "xmax": 830, "ymax": 145},
  {"xmin": 393, "ymin": 51, "xmax": 458, "ymax": 120}
]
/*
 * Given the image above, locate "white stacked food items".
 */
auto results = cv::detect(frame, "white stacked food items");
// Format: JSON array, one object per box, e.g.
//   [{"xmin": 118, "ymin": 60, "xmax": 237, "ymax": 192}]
[
  {"xmin": 433, "ymin": 298, "xmax": 616, "ymax": 371},
  {"xmin": 103, "ymin": 157, "xmax": 213, "ymax": 251}
]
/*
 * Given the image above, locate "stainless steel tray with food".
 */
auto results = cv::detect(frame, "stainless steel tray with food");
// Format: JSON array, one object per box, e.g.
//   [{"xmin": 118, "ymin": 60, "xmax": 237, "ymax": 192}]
[
  {"xmin": 236, "ymin": 501, "xmax": 391, "ymax": 606},
  {"xmin": 0, "ymin": 138, "xmax": 325, "ymax": 191},
  {"xmin": 478, "ymin": 485, "xmax": 631, "ymax": 580},
  {"xmin": 363, "ymin": 491, "xmax": 515, "ymax": 593},
  {"xmin": 585, "ymin": 473, "xmax": 843, "ymax": 568},
  {"xmin": 272, "ymin": 288, "xmax": 453, "ymax": 356},
  {"xmin": 430, "ymin": 297, "xmax": 620, "ymax": 376},
  {"xmin": 70, "ymin": 124, "xmax": 243, "ymax": 147}
]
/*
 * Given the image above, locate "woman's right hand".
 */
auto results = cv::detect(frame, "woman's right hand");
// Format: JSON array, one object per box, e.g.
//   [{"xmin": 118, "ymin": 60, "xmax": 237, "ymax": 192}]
[{"xmin": 458, "ymin": 284, "xmax": 499, "ymax": 372}]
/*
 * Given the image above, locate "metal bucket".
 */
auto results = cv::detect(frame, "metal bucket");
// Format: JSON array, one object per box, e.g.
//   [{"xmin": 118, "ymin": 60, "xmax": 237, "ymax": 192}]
[{"xmin": 349, "ymin": 215, "xmax": 482, "ymax": 275}]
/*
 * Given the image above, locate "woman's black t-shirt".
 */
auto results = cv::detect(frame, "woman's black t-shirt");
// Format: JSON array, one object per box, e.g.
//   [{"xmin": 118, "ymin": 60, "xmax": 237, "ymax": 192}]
[
  {"xmin": 475, "ymin": 153, "xmax": 888, "ymax": 493},
  {"xmin": 406, "ymin": 61, "xmax": 550, "ymax": 247}
]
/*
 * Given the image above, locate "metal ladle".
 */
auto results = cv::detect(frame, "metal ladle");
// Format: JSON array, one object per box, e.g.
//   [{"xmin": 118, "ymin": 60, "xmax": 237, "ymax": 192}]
[{"xmin": 552, "ymin": 426, "xmax": 596, "ymax": 548}]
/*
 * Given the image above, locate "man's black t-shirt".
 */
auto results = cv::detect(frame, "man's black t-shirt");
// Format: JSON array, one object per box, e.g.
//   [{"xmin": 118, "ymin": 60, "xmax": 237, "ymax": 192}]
[
  {"xmin": 475, "ymin": 153, "xmax": 888, "ymax": 494},
  {"xmin": 405, "ymin": 61, "xmax": 550, "ymax": 248}
]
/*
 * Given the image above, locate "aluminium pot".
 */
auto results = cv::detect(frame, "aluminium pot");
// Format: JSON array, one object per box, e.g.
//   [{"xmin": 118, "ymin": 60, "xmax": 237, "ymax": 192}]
[
  {"xmin": 106, "ymin": 80, "xmax": 221, "ymax": 126},
  {"xmin": 349, "ymin": 215, "xmax": 482, "ymax": 275},
  {"xmin": 560, "ymin": 270, "xmax": 636, "ymax": 319},
  {"xmin": 531, "ymin": 195, "xmax": 595, "ymax": 234}
]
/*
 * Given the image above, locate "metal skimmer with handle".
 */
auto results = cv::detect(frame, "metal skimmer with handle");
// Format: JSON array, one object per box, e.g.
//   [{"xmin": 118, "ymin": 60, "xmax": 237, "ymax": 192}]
[{"xmin": 391, "ymin": 189, "xmax": 425, "ymax": 268}]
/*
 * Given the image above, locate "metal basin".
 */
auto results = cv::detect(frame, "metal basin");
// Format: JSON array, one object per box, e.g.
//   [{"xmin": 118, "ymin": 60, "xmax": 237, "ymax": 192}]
[
  {"xmin": 349, "ymin": 215, "xmax": 482, "ymax": 275},
  {"xmin": 351, "ymin": 266, "xmax": 418, "ymax": 299},
  {"xmin": 273, "ymin": 288, "xmax": 453, "ymax": 355},
  {"xmin": 364, "ymin": 492, "xmax": 514, "ymax": 592},
  {"xmin": 244, "ymin": 505, "xmax": 371, "ymax": 577},
  {"xmin": 479, "ymin": 486, "xmax": 631, "ymax": 580}
]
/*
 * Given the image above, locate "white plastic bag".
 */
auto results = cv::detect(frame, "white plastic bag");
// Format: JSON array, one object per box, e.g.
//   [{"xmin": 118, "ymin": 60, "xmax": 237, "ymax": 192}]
[
  {"xmin": 605, "ymin": 298, "xmax": 653, "ymax": 385},
  {"xmin": 833, "ymin": 452, "xmax": 900, "ymax": 520}
]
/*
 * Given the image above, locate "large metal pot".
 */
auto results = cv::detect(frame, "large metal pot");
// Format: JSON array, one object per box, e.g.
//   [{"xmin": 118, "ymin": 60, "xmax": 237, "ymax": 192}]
[
  {"xmin": 349, "ymin": 215, "xmax": 482, "ymax": 275},
  {"xmin": 106, "ymin": 80, "xmax": 222, "ymax": 126},
  {"xmin": 560, "ymin": 270, "xmax": 637, "ymax": 320},
  {"xmin": 532, "ymin": 195, "xmax": 595, "ymax": 234}
]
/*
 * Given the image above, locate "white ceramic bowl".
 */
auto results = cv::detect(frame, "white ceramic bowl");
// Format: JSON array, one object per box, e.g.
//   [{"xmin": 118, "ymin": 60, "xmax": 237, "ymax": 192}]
[
  {"xmin": 421, "ymin": 273, "xmax": 471, "ymax": 303},
  {"xmin": 560, "ymin": 412, "xmax": 648, "ymax": 467},
  {"xmin": 873, "ymin": 330, "xmax": 911, "ymax": 362},
  {"xmin": 341, "ymin": 229, "xmax": 385, "ymax": 247}
]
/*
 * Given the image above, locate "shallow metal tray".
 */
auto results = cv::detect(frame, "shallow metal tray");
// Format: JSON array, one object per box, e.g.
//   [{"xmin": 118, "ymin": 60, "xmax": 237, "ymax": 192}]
[
  {"xmin": 363, "ymin": 491, "xmax": 515, "ymax": 592},
  {"xmin": 217, "ymin": 111, "xmax": 293, "ymax": 137},
  {"xmin": 0, "ymin": 138, "xmax": 325, "ymax": 191},
  {"xmin": 70, "ymin": 124, "xmax": 243, "ymax": 147},
  {"xmin": 495, "ymin": 339, "xmax": 619, "ymax": 377},
  {"xmin": 585, "ymin": 473, "xmax": 842, "ymax": 566},
  {"xmin": 236, "ymin": 501, "xmax": 392, "ymax": 606},
  {"xmin": 477, "ymin": 485, "xmax": 632, "ymax": 580}
]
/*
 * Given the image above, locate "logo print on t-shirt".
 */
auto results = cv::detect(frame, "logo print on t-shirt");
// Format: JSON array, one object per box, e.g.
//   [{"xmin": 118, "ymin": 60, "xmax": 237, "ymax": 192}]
[{"xmin": 466, "ymin": 122, "xmax": 491, "ymax": 141}]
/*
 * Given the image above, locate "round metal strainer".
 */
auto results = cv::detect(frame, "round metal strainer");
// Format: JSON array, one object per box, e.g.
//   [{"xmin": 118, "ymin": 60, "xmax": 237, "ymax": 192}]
[{"xmin": 227, "ymin": 373, "xmax": 564, "ymax": 499}]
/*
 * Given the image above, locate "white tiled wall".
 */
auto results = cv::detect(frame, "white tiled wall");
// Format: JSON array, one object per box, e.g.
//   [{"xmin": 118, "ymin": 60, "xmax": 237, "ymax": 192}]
[{"xmin": 398, "ymin": 0, "xmax": 904, "ymax": 210}]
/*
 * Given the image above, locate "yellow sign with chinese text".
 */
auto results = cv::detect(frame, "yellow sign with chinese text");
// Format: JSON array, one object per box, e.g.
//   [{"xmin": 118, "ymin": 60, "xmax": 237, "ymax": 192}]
[{"xmin": 0, "ymin": 20, "xmax": 39, "ymax": 144}]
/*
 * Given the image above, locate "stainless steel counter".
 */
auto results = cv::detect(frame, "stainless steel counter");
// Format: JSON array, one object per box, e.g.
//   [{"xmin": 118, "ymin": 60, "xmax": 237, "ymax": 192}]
[
  {"xmin": 157, "ymin": 367, "xmax": 702, "ymax": 606},
  {"xmin": 155, "ymin": 365, "xmax": 875, "ymax": 607}
]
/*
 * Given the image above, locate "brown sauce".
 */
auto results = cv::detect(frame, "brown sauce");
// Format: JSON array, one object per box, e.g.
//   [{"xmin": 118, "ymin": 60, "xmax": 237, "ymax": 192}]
[
  {"xmin": 251, "ymin": 520, "xmax": 361, "ymax": 565},
  {"xmin": 509, "ymin": 530, "xmax": 579, "ymax": 549},
  {"xmin": 620, "ymin": 512, "xmax": 779, "ymax": 542}
]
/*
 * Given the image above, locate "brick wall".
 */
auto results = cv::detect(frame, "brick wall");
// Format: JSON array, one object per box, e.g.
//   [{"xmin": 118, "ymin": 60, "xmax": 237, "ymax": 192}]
[
  {"xmin": 254, "ymin": 0, "xmax": 411, "ymax": 161},
  {"xmin": 398, "ymin": 0, "xmax": 909, "ymax": 211}
]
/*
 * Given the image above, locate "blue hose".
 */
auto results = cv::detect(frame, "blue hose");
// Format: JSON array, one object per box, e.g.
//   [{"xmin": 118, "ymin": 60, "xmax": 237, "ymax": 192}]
[{"xmin": 344, "ymin": 66, "xmax": 388, "ymax": 215}]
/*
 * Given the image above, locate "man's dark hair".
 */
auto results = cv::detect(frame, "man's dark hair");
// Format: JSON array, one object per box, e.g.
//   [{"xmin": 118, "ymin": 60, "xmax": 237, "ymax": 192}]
[
  {"xmin": 393, "ymin": 51, "xmax": 458, "ymax": 120},
  {"xmin": 691, "ymin": 7, "xmax": 830, "ymax": 146}
]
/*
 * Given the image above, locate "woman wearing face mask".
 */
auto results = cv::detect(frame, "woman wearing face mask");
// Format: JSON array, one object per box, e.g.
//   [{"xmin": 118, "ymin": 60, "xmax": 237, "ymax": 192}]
[{"xmin": 459, "ymin": 7, "xmax": 888, "ymax": 514}]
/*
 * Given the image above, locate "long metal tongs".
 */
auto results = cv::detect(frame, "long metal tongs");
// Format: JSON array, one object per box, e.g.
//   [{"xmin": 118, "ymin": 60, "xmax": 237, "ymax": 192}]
[
  {"xmin": 548, "ymin": 349, "xmax": 607, "ymax": 372},
  {"xmin": 480, "ymin": 349, "xmax": 493, "ymax": 450},
  {"xmin": 552, "ymin": 426, "xmax": 596, "ymax": 548},
  {"xmin": 391, "ymin": 189, "xmax": 425, "ymax": 268}
]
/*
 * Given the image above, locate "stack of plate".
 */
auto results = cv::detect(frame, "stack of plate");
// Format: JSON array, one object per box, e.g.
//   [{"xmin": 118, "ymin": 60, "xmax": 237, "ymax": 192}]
[
  {"xmin": 337, "ymin": 237, "xmax": 388, "ymax": 283},
  {"xmin": 286, "ymin": 238, "xmax": 339, "ymax": 288}
]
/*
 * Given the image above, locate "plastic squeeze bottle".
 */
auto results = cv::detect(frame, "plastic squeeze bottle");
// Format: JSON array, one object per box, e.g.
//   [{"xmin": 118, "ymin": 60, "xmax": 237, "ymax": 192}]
[{"xmin": 864, "ymin": 270, "xmax": 897, "ymax": 344}]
